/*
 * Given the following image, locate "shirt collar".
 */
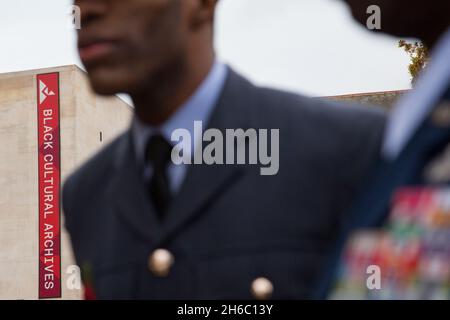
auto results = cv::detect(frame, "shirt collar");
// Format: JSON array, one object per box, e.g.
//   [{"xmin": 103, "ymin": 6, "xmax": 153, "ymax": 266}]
[
  {"xmin": 382, "ymin": 28, "xmax": 450, "ymax": 160},
  {"xmin": 132, "ymin": 61, "xmax": 228, "ymax": 165}
]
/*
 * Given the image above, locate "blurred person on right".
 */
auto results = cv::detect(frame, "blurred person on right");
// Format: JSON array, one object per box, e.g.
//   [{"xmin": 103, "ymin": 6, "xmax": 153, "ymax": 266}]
[{"xmin": 317, "ymin": 0, "xmax": 450, "ymax": 299}]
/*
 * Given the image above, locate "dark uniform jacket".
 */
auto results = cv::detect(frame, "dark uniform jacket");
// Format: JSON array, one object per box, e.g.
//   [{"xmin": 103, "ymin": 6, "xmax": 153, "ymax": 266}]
[{"xmin": 63, "ymin": 68, "xmax": 385, "ymax": 299}]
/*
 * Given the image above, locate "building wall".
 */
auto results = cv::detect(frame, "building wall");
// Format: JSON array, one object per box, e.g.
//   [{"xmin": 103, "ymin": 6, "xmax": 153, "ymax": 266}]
[
  {"xmin": 0, "ymin": 65, "xmax": 132, "ymax": 299},
  {"xmin": 324, "ymin": 90, "xmax": 408, "ymax": 109}
]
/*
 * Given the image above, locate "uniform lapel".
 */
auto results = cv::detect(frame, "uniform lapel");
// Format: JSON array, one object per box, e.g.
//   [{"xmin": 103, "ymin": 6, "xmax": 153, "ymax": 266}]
[
  {"xmin": 105, "ymin": 69, "xmax": 256, "ymax": 246},
  {"xmin": 160, "ymin": 69, "xmax": 253, "ymax": 243},
  {"xmin": 106, "ymin": 131, "xmax": 163, "ymax": 243}
]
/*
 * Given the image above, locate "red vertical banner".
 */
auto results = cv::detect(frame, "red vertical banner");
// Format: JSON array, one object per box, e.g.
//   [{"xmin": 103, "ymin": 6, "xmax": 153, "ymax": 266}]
[{"xmin": 37, "ymin": 73, "xmax": 61, "ymax": 299}]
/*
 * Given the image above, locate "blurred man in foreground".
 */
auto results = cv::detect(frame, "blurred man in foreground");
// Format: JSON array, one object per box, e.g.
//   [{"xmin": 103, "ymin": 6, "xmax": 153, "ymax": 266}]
[
  {"xmin": 63, "ymin": 0, "xmax": 384, "ymax": 299},
  {"xmin": 318, "ymin": 0, "xmax": 450, "ymax": 299}
]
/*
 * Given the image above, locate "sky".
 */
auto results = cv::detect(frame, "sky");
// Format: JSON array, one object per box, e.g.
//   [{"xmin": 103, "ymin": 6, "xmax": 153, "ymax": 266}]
[{"xmin": 0, "ymin": 0, "xmax": 413, "ymax": 97}]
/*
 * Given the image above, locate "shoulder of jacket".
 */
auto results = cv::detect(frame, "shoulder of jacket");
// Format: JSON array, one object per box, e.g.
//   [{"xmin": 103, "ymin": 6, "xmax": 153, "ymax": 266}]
[{"xmin": 62, "ymin": 132, "xmax": 127, "ymax": 215}]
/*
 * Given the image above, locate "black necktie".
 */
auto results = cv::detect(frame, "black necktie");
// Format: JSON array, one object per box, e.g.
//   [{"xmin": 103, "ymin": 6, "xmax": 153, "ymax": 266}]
[{"xmin": 145, "ymin": 134, "xmax": 173, "ymax": 218}]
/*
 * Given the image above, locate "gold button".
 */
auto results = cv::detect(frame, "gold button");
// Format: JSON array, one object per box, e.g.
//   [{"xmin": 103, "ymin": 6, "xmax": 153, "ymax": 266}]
[
  {"xmin": 148, "ymin": 249, "xmax": 174, "ymax": 277},
  {"xmin": 251, "ymin": 277, "xmax": 273, "ymax": 300}
]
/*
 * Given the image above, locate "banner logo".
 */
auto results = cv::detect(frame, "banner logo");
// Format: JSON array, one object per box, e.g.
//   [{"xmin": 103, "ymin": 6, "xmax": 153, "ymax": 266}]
[
  {"xmin": 39, "ymin": 80, "xmax": 55, "ymax": 104},
  {"xmin": 37, "ymin": 73, "xmax": 61, "ymax": 299}
]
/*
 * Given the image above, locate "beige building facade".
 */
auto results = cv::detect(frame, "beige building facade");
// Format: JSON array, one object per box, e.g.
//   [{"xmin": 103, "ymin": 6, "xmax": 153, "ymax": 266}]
[{"xmin": 0, "ymin": 65, "xmax": 132, "ymax": 299}]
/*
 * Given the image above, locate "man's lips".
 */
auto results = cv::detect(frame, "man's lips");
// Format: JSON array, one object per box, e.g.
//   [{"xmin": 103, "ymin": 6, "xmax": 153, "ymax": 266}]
[{"xmin": 78, "ymin": 41, "xmax": 118, "ymax": 64}]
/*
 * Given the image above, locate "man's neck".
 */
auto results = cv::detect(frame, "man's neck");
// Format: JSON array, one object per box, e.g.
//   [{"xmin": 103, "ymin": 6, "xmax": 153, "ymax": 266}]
[{"xmin": 132, "ymin": 54, "xmax": 214, "ymax": 127}]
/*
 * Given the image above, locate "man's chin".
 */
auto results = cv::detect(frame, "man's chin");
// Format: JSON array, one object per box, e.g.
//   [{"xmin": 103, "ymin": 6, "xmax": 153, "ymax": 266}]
[{"xmin": 85, "ymin": 68, "xmax": 136, "ymax": 96}]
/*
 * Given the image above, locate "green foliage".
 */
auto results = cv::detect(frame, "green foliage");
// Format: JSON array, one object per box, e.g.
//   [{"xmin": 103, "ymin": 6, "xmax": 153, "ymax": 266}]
[{"xmin": 398, "ymin": 40, "xmax": 429, "ymax": 84}]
